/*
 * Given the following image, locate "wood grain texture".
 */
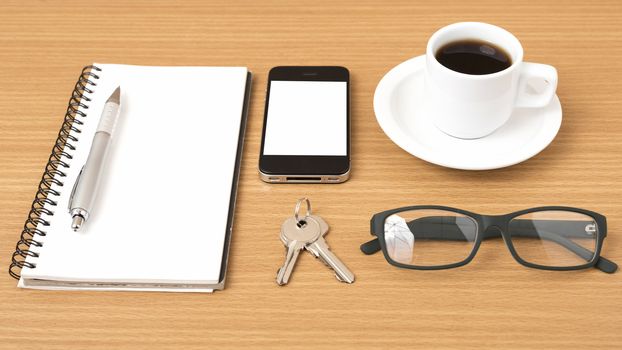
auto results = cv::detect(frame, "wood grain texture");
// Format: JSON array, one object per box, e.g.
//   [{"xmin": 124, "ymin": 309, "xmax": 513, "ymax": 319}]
[{"xmin": 1, "ymin": 0, "xmax": 621, "ymax": 349}]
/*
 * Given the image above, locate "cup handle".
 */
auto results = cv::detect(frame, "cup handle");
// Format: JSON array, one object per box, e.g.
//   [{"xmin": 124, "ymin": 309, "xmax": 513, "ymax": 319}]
[{"xmin": 515, "ymin": 62, "xmax": 558, "ymax": 108}]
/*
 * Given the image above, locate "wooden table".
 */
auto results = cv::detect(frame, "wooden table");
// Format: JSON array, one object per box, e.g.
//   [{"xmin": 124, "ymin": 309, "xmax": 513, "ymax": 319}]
[{"xmin": 1, "ymin": 1, "xmax": 621, "ymax": 348}]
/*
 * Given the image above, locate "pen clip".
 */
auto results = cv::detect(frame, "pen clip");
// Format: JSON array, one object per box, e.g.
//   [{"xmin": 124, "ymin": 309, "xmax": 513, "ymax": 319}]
[{"xmin": 68, "ymin": 166, "xmax": 84, "ymax": 212}]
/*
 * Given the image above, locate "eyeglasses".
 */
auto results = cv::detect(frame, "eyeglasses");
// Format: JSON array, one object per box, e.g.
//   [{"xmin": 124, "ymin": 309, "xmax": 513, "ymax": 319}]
[{"xmin": 361, "ymin": 206, "xmax": 617, "ymax": 273}]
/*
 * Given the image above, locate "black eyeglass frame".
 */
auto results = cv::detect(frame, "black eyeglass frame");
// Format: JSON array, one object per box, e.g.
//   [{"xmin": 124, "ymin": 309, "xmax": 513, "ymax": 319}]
[{"xmin": 362, "ymin": 206, "xmax": 617, "ymax": 273}]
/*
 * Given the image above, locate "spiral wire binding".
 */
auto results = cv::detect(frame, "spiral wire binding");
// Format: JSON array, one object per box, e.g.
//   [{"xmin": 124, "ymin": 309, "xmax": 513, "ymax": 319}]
[{"xmin": 9, "ymin": 65, "xmax": 101, "ymax": 280}]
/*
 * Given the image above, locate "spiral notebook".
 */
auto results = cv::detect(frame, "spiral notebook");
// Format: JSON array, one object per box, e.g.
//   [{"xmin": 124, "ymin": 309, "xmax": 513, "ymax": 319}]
[{"xmin": 9, "ymin": 64, "xmax": 251, "ymax": 292}]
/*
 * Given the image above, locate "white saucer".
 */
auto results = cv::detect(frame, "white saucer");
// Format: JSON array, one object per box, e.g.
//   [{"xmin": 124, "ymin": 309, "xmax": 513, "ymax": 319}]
[{"xmin": 373, "ymin": 55, "xmax": 563, "ymax": 170}]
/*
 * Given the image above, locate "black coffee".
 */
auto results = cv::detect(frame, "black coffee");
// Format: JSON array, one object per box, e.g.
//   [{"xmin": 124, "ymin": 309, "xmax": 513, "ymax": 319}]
[{"xmin": 435, "ymin": 39, "xmax": 512, "ymax": 75}]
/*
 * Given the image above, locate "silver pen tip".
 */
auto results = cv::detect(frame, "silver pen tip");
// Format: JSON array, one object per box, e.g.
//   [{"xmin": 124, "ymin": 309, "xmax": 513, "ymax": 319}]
[
  {"xmin": 107, "ymin": 86, "xmax": 121, "ymax": 104},
  {"xmin": 71, "ymin": 216, "xmax": 85, "ymax": 231}
]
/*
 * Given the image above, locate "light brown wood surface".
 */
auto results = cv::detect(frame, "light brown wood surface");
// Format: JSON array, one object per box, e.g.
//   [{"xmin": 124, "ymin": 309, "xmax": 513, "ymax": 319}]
[{"xmin": 1, "ymin": 1, "xmax": 621, "ymax": 349}]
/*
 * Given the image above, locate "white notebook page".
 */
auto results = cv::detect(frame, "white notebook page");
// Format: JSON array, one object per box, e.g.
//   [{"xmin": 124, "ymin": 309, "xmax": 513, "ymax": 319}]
[{"xmin": 20, "ymin": 64, "xmax": 248, "ymax": 290}]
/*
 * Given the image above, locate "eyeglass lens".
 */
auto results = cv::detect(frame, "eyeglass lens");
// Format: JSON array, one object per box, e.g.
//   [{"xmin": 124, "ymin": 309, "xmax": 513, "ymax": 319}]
[
  {"xmin": 383, "ymin": 209, "xmax": 477, "ymax": 266},
  {"xmin": 508, "ymin": 210, "xmax": 598, "ymax": 267}
]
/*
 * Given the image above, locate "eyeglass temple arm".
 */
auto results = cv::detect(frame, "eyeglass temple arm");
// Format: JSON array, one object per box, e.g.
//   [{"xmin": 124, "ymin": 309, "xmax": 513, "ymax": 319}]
[
  {"xmin": 360, "ymin": 238, "xmax": 382, "ymax": 254},
  {"xmin": 360, "ymin": 218, "xmax": 617, "ymax": 273},
  {"xmin": 361, "ymin": 218, "xmax": 593, "ymax": 251}
]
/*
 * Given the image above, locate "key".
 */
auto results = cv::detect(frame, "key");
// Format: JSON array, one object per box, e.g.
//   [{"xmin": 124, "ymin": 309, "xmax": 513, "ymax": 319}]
[
  {"xmin": 276, "ymin": 216, "xmax": 321, "ymax": 285},
  {"xmin": 305, "ymin": 215, "xmax": 356, "ymax": 284}
]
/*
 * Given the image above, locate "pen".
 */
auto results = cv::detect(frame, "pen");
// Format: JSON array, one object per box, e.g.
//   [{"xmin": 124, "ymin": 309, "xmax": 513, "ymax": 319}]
[{"xmin": 68, "ymin": 86, "xmax": 121, "ymax": 231}]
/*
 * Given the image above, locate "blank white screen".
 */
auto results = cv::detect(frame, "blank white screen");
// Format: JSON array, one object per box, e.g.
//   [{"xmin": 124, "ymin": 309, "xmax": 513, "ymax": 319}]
[{"xmin": 263, "ymin": 80, "xmax": 347, "ymax": 156}]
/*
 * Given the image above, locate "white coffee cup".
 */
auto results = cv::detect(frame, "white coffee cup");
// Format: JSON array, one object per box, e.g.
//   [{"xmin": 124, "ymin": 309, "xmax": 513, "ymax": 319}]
[{"xmin": 424, "ymin": 22, "xmax": 558, "ymax": 139}]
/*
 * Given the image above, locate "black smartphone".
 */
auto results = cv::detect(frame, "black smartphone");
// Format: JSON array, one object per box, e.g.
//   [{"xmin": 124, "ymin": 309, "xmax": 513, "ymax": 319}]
[{"xmin": 259, "ymin": 66, "xmax": 350, "ymax": 183}]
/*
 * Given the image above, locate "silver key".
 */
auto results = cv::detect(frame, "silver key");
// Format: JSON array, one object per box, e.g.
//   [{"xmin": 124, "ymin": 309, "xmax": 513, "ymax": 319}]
[
  {"xmin": 306, "ymin": 215, "xmax": 355, "ymax": 284},
  {"xmin": 276, "ymin": 216, "xmax": 321, "ymax": 285}
]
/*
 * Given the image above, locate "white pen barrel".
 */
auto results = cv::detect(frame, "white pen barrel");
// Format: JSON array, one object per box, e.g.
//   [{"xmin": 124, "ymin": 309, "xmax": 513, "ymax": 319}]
[
  {"xmin": 97, "ymin": 102, "xmax": 120, "ymax": 134},
  {"xmin": 71, "ymin": 132, "xmax": 112, "ymax": 213}
]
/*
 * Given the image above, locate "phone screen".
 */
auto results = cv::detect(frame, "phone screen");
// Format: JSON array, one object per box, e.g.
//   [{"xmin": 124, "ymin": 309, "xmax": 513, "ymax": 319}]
[{"xmin": 263, "ymin": 80, "xmax": 347, "ymax": 156}]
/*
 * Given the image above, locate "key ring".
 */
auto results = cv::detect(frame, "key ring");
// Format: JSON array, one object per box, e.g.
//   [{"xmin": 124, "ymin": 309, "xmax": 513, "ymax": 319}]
[{"xmin": 294, "ymin": 197, "xmax": 312, "ymax": 224}]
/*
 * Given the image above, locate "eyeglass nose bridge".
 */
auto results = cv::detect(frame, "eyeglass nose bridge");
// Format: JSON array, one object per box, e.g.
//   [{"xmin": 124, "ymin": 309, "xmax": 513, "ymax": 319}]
[{"xmin": 479, "ymin": 216, "xmax": 512, "ymax": 241}]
